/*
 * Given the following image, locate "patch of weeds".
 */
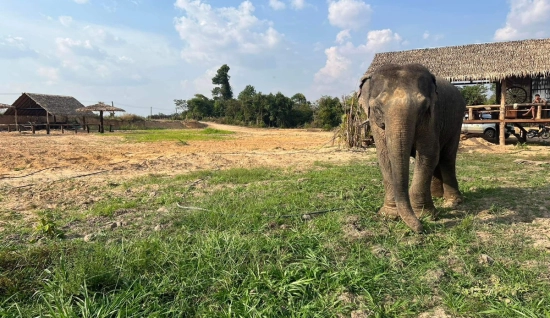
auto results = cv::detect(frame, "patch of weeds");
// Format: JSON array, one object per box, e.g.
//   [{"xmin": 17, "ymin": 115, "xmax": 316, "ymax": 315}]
[
  {"xmin": 514, "ymin": 142, "xmax": 529, "ymax": 150},
  {"xmin": 116, "ymin": 128, "xmax": 234, "ymax": 143},
  {"xmin": 31, "ymin": 210, "xmax": 65, "ymax": 241},
  {"xmin": 89, "ymin": 198, "xmax": 139, "ymax": 217},
  {"xmin": 487, "ymin": 204, "xmax": 506, "ymax": 215}
]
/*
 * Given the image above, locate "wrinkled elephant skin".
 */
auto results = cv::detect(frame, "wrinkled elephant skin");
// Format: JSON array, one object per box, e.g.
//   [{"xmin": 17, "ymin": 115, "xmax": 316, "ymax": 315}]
[{"xmin": 358, "ymin": 64, "xmax": 466, "ymax": 233}]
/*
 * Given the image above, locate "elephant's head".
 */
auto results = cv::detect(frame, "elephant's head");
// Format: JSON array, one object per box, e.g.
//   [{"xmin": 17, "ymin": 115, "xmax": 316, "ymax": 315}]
[{"xmin": 359, "ymin": 63, "xmax": 437, "ymax": 130}]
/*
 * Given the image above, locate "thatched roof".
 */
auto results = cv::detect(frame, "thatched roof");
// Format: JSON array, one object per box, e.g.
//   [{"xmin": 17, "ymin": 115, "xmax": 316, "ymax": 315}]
[
  {"xmin": 0, "ymin": 103, "xmax": 11, "ymax": 109},
  {"xmin": 78, "ymin": 102, "xmax": 125, "ymax": 112},
  {"xmin": 364, "ymin": 38, "xmax": 550, "ymax": 82},
  {"xmin": 3, "ymin": 93, "xmax": 93, "ymax": 117}
]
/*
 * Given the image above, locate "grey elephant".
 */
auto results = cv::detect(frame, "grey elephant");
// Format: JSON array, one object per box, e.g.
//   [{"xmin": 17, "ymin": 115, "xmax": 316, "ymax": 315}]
[{"xmin": 358, "ymin": 63, "xmax": 466, "ymax": 233}]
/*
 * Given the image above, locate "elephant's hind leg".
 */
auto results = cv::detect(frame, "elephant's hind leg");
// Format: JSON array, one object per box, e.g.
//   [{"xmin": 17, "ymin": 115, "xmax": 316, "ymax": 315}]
[
  {"xmin": 439, "ymin": 143, "xmax": 463, "ymax": 208},
  {"xmin": 431, "ymin": 165, "xmax": 444, "ymax": 198}
]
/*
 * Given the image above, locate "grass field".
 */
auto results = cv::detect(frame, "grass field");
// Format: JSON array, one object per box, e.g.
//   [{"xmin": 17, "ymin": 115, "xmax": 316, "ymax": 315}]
[
  {"xmin": 1, "ymin": 150, "xmax": 550, "ymax": 317},
  {"xmin": 112, "ymin": 128, "xmax": 234, "ymax": 142}
]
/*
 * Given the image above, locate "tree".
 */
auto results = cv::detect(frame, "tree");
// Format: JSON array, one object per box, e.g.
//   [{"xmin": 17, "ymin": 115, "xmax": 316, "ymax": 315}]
[
  {"xmin": 314, "ymin": 96, "xmax": 343, "ymax": 130},
  {"xmin": 238, "ymin": 85, "xmax": 257, "ymax": 124},
  {"xmin": 212, "ymin": 64, "xmax": 233, "ymax": 100},
  {"xmin": 186, "ymin": 94, "xmax": 214, "ymax": 119},
  {"xmin": 174, "ymin": 99, "xmax": 188, "ymax": 113},
  {"xmin": 289, "ymin": 93, "xmax": 313, "ymax": 127},
  {"xmin": 458, "ymin": 84, "xmax": 489, "ymax": 106}
]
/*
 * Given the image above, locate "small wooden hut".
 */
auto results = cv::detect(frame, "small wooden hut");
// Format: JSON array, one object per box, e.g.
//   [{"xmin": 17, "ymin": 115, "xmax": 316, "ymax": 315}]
[
  {"xmin": 3, "ymin": 93, "xmax": 93, "ymax": 133},
  {"xmin": 364, "ymin": 38, "xmax": 550, "ymax": 145}
]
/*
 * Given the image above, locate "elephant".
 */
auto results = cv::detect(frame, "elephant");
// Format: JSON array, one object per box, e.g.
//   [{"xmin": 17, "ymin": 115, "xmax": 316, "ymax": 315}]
[{"xmin": 358, "ymin": 63, "xmax": 466, "ymax": 233}]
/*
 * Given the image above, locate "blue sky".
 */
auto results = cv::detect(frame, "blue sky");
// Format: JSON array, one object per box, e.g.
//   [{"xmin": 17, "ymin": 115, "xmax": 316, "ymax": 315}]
[{"xmin": 1, "ymin": 0, "xmax": 549, "ymax": 116}]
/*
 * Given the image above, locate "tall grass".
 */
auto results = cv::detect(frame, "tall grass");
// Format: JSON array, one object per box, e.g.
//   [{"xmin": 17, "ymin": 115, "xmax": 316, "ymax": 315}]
[{"xmin": 1, "ymin": 153, "xmax": 550, "ymax": 316}]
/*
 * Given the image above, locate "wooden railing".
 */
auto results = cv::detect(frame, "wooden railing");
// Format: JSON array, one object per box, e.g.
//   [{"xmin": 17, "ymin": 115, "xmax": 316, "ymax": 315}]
[
  {"xmin": 465, "ymin": 103, "xmax": 550, "ymax": 120},
  {"xmin": 0, "ymin": 123, "xmax": 114, "ymax": 134}
]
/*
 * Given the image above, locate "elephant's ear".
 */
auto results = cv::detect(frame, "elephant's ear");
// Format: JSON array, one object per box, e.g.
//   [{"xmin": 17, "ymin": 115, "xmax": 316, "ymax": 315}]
[
  {"xmin": 431, "ymin": 74, "xmax": 438, "ymax": 97},
  {"xmin": 358, "ymin": 75, "xmax": 371, "ymax": 117}
]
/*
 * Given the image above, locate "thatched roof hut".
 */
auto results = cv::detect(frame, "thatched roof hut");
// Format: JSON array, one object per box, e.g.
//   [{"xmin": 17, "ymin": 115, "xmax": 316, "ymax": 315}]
[
  {"xmin": 364, "ymin": 38, "xmax": 550, "ymax": 82},
  {"xmin": 80, "ymin": 102, "xmax": 125, "ymax": 113},
  {"xmin": 4, "ymin": 93, "xmax": 93, "ymax": 117}
]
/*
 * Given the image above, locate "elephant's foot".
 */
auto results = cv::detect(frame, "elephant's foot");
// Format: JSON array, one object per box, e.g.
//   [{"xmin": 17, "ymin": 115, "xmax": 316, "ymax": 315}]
[
  {"xmin": 412, "ymin": 205, "xmax": 438, "ymax": 219},
  {"xmin": 379, "ymin": 206, "xmax": 424, "ymax": 233},
  {"xmin": 378, "ymin": 206, "xmax": 399, "ymax": 220},
  {"xmin": 399, "ymin": 212, "xmax": 423, "ymax": 233},
  {"xmin": 443, "ymin": 195, "xmax": 463, "ymax": 209}
]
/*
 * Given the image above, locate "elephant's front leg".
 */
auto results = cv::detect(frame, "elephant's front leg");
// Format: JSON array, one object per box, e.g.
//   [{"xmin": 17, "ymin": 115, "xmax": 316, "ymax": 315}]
[
  {"xmin": 371, "ymin": 124, "xmax": 399, "ymax": 219},
  {"xmin": 410, "ymin": 137, "xmax": 439, "ymax": 219}
]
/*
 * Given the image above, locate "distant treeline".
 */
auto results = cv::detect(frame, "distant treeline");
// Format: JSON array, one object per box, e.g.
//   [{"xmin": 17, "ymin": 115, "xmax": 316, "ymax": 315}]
[{"xmin": 165, "ymin": 64, "xmax": 348, "ymax": 130}]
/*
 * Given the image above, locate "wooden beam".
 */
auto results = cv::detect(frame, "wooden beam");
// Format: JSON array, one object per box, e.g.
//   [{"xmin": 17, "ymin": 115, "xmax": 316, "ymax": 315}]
[
  {"xmin": 499, "ymin": 80, "xmax": 506, "ymax": 146},
  {"xmin": 14, "ymin": 108, "xmax": 18, "ymax": 132}
]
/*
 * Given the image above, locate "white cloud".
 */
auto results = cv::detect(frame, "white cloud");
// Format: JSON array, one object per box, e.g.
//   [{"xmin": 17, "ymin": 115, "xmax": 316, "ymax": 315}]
[
  {"xmin": 269, "ymin": 0, "xmax": 286, "ymax": 10},
  {"xmin": 328, "ymin": 0, "xmax": 372, "ymax": 30},
  {"xmin": 336, "ymin": 29, "xmax": 351, "ymax": 44},
  {"xmin": 313, "ymin": 29, "xmax": 402, "ymax": 95},
  {"xmin": 423, "ymin": 31, "xmax": 430, "ymax": 40},
  {"xmin": 174, "ymin": 0, "xmax": 283, "ymax": 64},
  {"xmin": 37, "ymin": 67, "xmax": 59, "ymax": 84},
  {"xmin": 59, "ymin": 16, "xmax": 73, "ymax": 27},
  {"xmin": 0, "ymin": 35, "xmax": 39, "ymax": 59},
  {"xmin": 494, "ymin": 0, "xmax": 550, "ymax": 41},
  {"xmin": 73, "ymin": 0, "xmax": 89, "ymax": 3},
  {"xmin": 290, "ymin": 0, "xmax": 306, "ymax": 10}
]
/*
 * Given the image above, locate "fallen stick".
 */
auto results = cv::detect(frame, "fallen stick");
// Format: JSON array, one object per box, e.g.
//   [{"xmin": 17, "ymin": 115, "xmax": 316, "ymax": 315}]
[
  {"xmin": 0, "ymin": 167, "xmax": 56, "ymax": 179},
  {"xmin": 273, "ymin": 208, "xmax": 345, "ymax": 219},
  {"xmin": 176, "ymin": 203, "xmax": 210, "ymax": 211}
]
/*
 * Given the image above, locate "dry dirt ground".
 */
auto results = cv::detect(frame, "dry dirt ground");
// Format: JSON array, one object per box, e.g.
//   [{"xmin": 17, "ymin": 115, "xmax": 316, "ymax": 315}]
[{"xmin": 1, "ymin": 122, "xmax": 550, "ymax": 246}]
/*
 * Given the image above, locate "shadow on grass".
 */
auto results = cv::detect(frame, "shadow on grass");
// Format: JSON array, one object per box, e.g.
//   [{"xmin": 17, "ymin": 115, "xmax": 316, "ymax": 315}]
[{"xmin": 436, "ymin": 184, "xmax": 550, "ymax": 228}]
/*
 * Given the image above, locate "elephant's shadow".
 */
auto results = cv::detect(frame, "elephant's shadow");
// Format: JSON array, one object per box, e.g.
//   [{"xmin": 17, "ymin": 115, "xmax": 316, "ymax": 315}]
[{"xmin": 433, "ymin": 184, "xmax": 550, "ymax": 228}]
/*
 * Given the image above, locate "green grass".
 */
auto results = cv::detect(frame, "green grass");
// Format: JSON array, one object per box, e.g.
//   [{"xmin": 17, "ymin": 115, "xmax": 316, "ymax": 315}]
[
  {"xmin": 1, "ymin": 153, "xmax": 550, "ymax": 317},
  {"xmin": 110, "ymin": 128, "xmax": 234, "ymax": 143}
]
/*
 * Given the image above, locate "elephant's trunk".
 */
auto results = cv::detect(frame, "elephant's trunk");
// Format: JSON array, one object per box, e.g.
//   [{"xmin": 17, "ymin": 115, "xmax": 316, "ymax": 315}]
[{"xmin": 385, "ymin": 107, "xmax": 424, "ymax": 233}]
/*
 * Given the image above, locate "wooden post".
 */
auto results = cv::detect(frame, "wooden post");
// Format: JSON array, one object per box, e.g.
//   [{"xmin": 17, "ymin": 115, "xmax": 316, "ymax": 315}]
[
  {"xmin": 100, "ymin": 110, "xmax": 104, "ymax": 133},
  {"xmin": 61, "ymin": 124, "xmax": 64, "ymax": 134},
  {"xmin": 468, "ymin": 107, "xmax": 473, "ymax": 120},
  {"xmin": 32, "ymin": 124, "xmax": 35, "ymax": 134},
  {"xmin": 86, "ymin": 125, "xmax": 90, "ymax": 133},
  {"xmin": 499, "ymin": 80, "xmax": 506, "ymax": 146},
  {"xmin": 14, "ymin": 108, "xmax": 19, "ymax": 132},
  {"xmin": 46, "ymin": 112, "xmax": 50, "ymax": 134},
  {"xmin": 536, "ymin": 105, "xmax": 542, "ymax": 120},
  {"xmin": 82, "ymin": 116, "xmax": 86, "ymax": 132}
]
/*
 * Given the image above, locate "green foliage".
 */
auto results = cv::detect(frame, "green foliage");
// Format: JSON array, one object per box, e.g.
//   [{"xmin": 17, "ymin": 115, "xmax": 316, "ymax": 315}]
[
  {"xmin": 314, "ymin": 96, "xmax": 343, "ymax": 130},
  {"xmin": 32, "ymin": 211, "xmax": 65, "ymax": 240},
  {"xmin": 458, "ymin": 84, "xmax": 494, "ymax": 106},
  {"xmin": 212, "ymin": 64, "xmax": 233, "ymax": 100}
]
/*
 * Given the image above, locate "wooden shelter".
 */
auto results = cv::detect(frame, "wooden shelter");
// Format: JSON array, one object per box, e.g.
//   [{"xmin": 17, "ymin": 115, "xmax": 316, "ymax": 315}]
[
  {"xmin": 78, "ymin": 102, "xmax": 125, "ymax": 133},
  {"xmin": 364, "ymin": 38, "xmax": 550, "ymax": 145},
  {"xmin": 3, "ymin": 93, "xmax": 94, "ymax": 134}
]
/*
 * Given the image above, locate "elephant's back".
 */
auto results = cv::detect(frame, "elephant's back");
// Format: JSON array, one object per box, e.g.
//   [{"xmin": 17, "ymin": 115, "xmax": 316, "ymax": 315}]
[{"xmin": 434, "ymin": 77, "xmax": 466, "ymax": 138}]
